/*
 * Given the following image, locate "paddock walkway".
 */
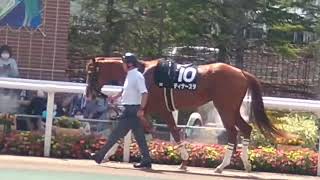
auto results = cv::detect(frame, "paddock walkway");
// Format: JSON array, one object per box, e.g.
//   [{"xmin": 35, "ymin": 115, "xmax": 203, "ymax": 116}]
[{"xmin": 0, "ymin": 155, "xmax": 318, "ymax": 180}]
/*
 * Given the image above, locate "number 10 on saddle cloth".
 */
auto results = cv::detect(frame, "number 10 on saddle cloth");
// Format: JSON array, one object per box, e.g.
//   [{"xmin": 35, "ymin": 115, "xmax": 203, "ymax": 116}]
[{"xmin": 154, "ymin": 60, "xmax": 198, "ymax": 90}]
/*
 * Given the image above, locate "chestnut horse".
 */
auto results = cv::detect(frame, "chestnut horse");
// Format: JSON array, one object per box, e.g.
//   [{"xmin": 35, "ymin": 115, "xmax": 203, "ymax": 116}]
[{"xmin": 86, "ymin": 56, "xmax": 288, "ymax": 173}]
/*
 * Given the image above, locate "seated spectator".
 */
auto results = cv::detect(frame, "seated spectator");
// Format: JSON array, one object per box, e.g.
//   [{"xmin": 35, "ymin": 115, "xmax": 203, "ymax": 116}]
[
  {"xmin": 23, "ymin": 90, "xmax": 47, "ymax": 131},
  {"xmin": 42, "ymin": 104, "xmax": 58, "ymax": 122},
  {"xmin": 83, "ymin": 93, "xmax": 108, "ymax": 132},
  {"xmin": 17, "ymin": 90, "xmax": 34, "ymax": 114},
  {"xmin": 62, "ymin": 93, "xmax": 85, "ymax": 117},
  {"xmin": 26, "ymin": 90, "xmax": 47, "ymax": 115},
  {"xmin": 83, "ymin": 93, "xmax": 108, "ymax": 120},
  {"xmin": 74, "ymin": 109, "xmax": 84, "ymax": 119},
  {"xmin": 0, "ymin": 44, "xmax": 19, "ymax": 78},
  {"xmin": 55, "ymin": 101, "xmax": 66, "ymax": 117},
  {"xmin": 62, "ymin": 78, "xmax": 86, "ymax": 117}
]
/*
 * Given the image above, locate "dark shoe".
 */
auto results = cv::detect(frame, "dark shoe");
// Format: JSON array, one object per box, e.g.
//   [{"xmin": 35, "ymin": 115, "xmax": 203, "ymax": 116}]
[
  {"xmin": 90, "ymin": 153, "xmax": 102, "ymax": 164},
  {"xmin": 133, "ymin": 161, "xmax": 152, "ymax": 169}
]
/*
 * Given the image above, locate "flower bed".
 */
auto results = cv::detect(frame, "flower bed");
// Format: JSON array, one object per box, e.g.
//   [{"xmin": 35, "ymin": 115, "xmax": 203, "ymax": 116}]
[
  {"xmin": 0, "ymin": 131, "xmax": 318, "ymax": 176},
  {"xmin": 251, "ymin": 110, "xmax": 319, "ymax": 149},
  {"xmin": 0, "ymin": 114, "xmax": 16, "ymax": 139}
]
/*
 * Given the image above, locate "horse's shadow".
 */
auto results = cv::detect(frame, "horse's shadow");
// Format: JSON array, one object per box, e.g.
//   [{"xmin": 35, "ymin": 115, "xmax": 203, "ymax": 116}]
[{"xmin": 99, "ymin": 164, "xmax": 288, "ymax": 180}]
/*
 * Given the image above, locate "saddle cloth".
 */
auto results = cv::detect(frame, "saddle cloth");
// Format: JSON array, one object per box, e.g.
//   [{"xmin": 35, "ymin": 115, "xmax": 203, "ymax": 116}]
[{"xmin": 154, "ymin": 59, "xmax": 198, "ymax": 90}]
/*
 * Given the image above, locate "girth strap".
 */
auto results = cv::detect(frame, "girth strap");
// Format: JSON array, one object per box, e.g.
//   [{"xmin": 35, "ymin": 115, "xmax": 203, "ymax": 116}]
[{"xmin": 164, "ymin": 88, "xmax": 177, "ymax": 112}]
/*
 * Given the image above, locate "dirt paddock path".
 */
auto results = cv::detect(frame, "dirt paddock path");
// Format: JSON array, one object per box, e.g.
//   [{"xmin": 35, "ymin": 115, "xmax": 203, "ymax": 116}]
[{"xmin": 0, "ymin": 155, "xmax": 318, "ymax": 180}]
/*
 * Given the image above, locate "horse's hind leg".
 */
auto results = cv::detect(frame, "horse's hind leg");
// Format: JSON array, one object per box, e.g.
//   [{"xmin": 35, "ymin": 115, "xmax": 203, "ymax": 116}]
[
  {"xmin": 213, "ymin": 106, "xmax": 238, "ymax": 173},
  {"xmin": 214, "ymin": 125, "xmax": 238, "ymax": 173},
  {"xmin": 236, "ymin": 115, "xmax": 252, "ymax": 172}
]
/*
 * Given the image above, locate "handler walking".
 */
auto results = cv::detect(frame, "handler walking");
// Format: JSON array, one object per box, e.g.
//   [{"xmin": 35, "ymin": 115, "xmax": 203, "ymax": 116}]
[{"xmin": 91, "ymin": 52, "xmax": 152, "ymax": 169}]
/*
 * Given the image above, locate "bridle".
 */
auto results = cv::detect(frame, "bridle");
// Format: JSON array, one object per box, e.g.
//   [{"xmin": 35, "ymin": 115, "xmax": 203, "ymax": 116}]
[{"xmin": 86, "ymin": 58, "xmax": 108, "ymax": 99}]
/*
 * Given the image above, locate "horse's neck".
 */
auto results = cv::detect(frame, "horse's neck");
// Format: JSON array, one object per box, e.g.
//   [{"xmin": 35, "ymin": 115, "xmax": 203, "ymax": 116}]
[
  {"xmin": 137, "ymin": 61, "xmax": 152, "ymax": 73},
  {"xmin": 139, "ymin": 60, "xmax": 160, "ymax": 71},
  {"xmin": 137, "ymin": 62, "xmax": 145, "ymax": 73}
]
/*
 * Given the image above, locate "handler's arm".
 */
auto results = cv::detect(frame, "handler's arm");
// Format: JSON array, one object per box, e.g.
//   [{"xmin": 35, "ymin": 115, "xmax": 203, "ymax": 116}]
[
  {"xmin": 114, "ymin": 89, "xmax": 123, "ymax": 99},
  {"xmin": 140, "ymin": 92, "xmax": 148, "ymax": 110},
  {"xmin": 109, "ymin": 89, "xmax": 123, "ymax": 103}
]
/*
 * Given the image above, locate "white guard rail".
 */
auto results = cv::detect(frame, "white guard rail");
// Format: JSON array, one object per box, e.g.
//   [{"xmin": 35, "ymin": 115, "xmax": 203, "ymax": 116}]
[{"xmin": 0, "ymin": 78, "xmax": 320, "ymax": 175}]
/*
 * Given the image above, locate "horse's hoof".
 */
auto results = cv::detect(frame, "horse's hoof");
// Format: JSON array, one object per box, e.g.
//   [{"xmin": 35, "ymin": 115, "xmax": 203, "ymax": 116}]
[
  {"xmin": 214, "ymin": 168, "xmax": 223, "ymax": 174},
  {"xmin": 244, "ymin": 164, "xmax": 252, "ymax": 173},
  {"xmin": 101, "ymin": 158, "xmax": 109, "ymax": 163},
  {"xmin": 178, "ymin": 161, "xmax": 188, "ymax": 171},
  {"xmin": 179, "ymin": 164, "xmax": 187, "ymax": 171}
]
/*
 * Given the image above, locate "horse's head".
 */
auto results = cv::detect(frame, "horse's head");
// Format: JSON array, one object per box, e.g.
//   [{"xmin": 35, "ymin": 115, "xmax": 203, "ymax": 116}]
[
  {"xmin": 86, "ymin": 57, "xmax": 125, "ymax": 98},
  {"xmin": 85, "ymin": 56, "xmax": 160, "ymax": 98}
]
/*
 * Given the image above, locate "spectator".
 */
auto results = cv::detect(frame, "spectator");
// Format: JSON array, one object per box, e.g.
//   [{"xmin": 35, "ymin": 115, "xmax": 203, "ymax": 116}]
[
  {"xmin": 17, "ymin": 90, "xmax": 34, "ymax": 113},
  {"xmin": 82, "ymin": 93, "xmax": 108, "ymax": 132},
  {"xmin": 62, "ymin": 78, "xmax": 86, "ymax": 117},
  {"xmin": 42, "ymin": 104, "xmax": 58, "ymax": 121},
  {"xmin": 0, "ymin": 44, "xmax": 19, "ymax": 78},
  {"xmin": 23, "ymin": 90, "xmax": 47, "ymax": 131},
  {"xmin": 26, "ymin": 90, "xmax": 47, "ymax": 116},
  {"xmin": 55, "ymin": 101, "xmax": 66, "ymax": 117},
  {"xmin": 62, "ymin": 93, "xmax": 85, "ymax": 117},
  {"xmin": 0, "ymin": 45, "xmax": 20, "ymax": 113},
  {"xmin": 74, "ymin": 109, "xmax": 84, "ymax": 119},
  {"xmin": 83, "ymin": 93, "xmax": 108, "ymax": 120}
]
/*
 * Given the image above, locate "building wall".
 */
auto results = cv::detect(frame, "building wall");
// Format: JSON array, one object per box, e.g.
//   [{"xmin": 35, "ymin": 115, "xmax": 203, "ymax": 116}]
[{"xmin": 0, "ymin": 0, "xmax": 70, "ymax": 81}]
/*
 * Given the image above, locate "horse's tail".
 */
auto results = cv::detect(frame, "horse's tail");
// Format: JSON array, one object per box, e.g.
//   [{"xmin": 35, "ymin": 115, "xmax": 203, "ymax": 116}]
[{"xmin": 242, "ymin": 71, "xmax": 290, "ymax": 140}]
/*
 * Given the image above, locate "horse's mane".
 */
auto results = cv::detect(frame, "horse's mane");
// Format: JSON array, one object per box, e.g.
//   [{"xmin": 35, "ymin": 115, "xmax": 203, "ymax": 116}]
[
  {"xmin": 88, "ymin": 56, "xmax": 161, "ymax": 69},
  {"xmin": 94, "ymin": 57, "xmax": 123, "ymax": 63},
  {"xmin": 94, "ymin": 56, "xmax": 160, "ymax": 64}
]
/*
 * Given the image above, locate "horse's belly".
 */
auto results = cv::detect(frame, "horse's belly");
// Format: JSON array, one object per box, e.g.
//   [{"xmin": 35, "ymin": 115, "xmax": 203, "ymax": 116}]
[{"xmin": 172, "ymin": 89, "xmax": 210, "ymax": 109}]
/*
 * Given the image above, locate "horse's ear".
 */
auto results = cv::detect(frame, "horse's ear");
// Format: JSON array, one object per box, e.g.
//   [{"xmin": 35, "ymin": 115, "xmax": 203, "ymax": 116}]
[{"xmin": 86, "ymin": 58, "xmax": 95, "ymax": 73}]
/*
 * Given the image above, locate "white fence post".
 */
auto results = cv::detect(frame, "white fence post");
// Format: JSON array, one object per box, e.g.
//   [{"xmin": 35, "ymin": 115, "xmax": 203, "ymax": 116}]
[
  {"xmin": 123, "ymin": 130, "xmax": 132, "ymax": 162},
  {"xmin": 44, "ymin": 91, "xmax": 55, "ymax": 157}
]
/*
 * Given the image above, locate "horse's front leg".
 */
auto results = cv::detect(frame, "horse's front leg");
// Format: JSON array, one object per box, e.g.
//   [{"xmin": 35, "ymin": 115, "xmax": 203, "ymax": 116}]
[
  {"xmin": 137, "ymin": 112, "xmax": 154, "ymax": 134},
  {"xmin": 159, "ymin": 110, "xmax": 189, "ymax": 171}
]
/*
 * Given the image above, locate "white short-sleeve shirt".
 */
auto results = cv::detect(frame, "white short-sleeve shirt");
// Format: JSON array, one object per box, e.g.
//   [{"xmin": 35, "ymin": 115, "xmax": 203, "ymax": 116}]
[{"xmin": 121, "ymin": 68, "xmax": 148, "ymax": 105}]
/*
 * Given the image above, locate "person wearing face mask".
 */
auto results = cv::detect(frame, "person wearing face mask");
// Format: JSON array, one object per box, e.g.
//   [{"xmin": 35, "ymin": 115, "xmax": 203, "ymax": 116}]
[
  {"xmin": 0, "ymin": 45, "xmax": 20, "ymax": 114},
  {"xmin": 0, "ymin": 45, "xmax": 19, "ymax": 78}
]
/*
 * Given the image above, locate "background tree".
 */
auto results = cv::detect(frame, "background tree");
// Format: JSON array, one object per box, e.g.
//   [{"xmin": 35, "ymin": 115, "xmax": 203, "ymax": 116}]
[{"xmin": 70, "ymin": 0, "xmax": 319, "ymax": 64}]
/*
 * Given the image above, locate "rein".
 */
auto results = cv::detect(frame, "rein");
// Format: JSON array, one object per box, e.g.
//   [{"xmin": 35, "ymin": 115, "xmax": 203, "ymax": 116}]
[{"xmin": 87, "ymin": 59, "xmax": 109, "ymax": 99}]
